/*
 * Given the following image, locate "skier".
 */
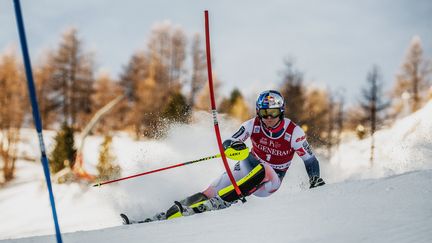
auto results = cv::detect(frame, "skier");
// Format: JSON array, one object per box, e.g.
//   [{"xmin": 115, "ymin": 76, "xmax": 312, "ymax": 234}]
[{"xmin": 122, "ymin": 90, "xmax": 325, "ymax": 224}]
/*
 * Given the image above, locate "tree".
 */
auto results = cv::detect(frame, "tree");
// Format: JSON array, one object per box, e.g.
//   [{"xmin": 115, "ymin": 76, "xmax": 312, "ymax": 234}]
[
  {"xmin": 219, "ymin": 89, "xmax": 250, "ymax": 121},
  {"xmin": 322, "ymin": 91, "xmax": 346, "ymax": 159},
  {"xmin": 47, "ymin": 27, "xmax": 95, "ymax": 129},
  {"xmin": 97, "ymin": 135, "xmax": 121, "ymax": 181},
  {"xmin": 119, "ymin": 52, "xmax": 148, "ymax": 102},
  {"xmin": 0, "ymin": 51, "xmax": 26, "ymax": 183},
  {"xmin": 147, "ymin": 22, "xmax": 187, "ymax": 90},
  {"xmin": 170, "ymin": 28, "xmax": 187, "ymax": 86},
  {"xmin": 49, "ymin": 123, "xmax": 77, "ymax": 174},
  {"xmin": 230, "ymin": 98, "xmax": 250, "ymax": 121},
  {"xmin": 359, "ymin": 66, "xmax": 388, "ymax": 166},
  {"xmin": 91, "ymin": 73, "xmax": 124, "ymax": 133},
  {"xmin": 162, "ymin": 92, "xmax": 191, "ymax": 123},
  {"xmin": 120, "ymin": 23, "xmax": 189, "ymax": 138},
  {"xmin": 278, "ymin": 58, "xmax": 338, "ymax": 148},
  {"xmin": 393, "ymin": 36, "xmax": 431, "ymax": 114},
  {"xmin": 302, "ymin": 88, "xmax": 330, "ymax": 147},
  {"xmin": 219, "ymin": 89, "xmax": 241, "ymax": 113},
  {"xmin": 189, "ymin": 34, "xmax": 207, "ymax": 108},
  {"xmin": 194, "ymin": 77, "xmax": 222, "ymax": 112},
  {"xmin": 279, "ymin": 59, "xmax": 306, "ymax": 124},
  {"xmin": 119, "ymin": 52, "xmax": 149, "ymax": 137},
  {"xmin": 325, "ymin": 94, "xmax": 336, "ymax": 158},
  {"xmin": 135, "ymin": 59, "xmax": 164, "ymax": 138},
  {"xmin": 35, "ymin": 52, "xmax": 57, "ymax": 129},
  {"xmin": 334, "ymin": 93, "xmax": 345, "ymax": 152}
]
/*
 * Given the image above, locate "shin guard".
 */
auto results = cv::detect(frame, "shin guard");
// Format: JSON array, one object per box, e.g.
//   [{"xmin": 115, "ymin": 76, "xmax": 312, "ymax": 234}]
[{"xmin": 218, "ymin": 164, "xmax": 266, "ymax": 202}]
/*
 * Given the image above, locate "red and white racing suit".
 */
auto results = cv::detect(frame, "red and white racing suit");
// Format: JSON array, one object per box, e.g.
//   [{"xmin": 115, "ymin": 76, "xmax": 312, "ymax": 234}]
[{"xmin": 203, "ymin": 117, "xmax": 321, "ymax": 198}]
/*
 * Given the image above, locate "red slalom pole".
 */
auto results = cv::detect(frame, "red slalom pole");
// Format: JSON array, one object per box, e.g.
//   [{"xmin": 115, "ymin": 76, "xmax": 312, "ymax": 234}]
[{"xmin": 204, "ymin": 10, "xmax": 244, "ymax": 201}]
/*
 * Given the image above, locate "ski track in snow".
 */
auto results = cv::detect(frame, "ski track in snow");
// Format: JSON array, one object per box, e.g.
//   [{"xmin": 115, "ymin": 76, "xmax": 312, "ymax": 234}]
[{"xmin": 0, "ymin": 104, "xmax": 431, "ymax": 242}]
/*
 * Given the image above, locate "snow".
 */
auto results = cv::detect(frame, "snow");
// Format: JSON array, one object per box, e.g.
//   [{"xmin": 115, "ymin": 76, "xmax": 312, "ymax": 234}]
[{"xmin": 0, "ymin": 104, "xmax": 431, "ymax": 243}]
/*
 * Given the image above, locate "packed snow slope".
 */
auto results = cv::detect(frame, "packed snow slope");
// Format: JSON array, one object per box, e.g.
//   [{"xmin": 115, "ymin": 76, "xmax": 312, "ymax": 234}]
[
  {"xmin": 0, "ymin": 102, "xmax": 431, "ymax": 243},
  {"xmin": 4, "ymin": 170, "xmax": 432, "ymax": 243}
]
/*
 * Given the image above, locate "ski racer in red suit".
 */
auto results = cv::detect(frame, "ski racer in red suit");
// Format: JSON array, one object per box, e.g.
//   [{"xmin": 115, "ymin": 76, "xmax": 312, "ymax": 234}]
[{"xmin": 140, "ymin": 90, "xmax": 325, "ymax": 223}]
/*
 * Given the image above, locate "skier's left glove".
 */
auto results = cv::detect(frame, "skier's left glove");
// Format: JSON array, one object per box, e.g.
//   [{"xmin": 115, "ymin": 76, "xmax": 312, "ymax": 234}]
[
  {"xmin": 309, "ymin": 176, "xmax": 325, "ymax": 189},
  {"xmin": 222, "ymin": 139, "xmax": 246, "ymax": 151}
]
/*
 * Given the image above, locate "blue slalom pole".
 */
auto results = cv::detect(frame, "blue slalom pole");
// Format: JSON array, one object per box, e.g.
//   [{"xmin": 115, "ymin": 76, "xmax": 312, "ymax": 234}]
[{"xmin": 12, "ymin": 0, "xmax": 63, "ymax": 242}]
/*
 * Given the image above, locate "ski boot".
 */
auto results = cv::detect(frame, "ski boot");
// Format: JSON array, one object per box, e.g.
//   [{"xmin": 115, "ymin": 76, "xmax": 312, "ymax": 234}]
[{"xmin": 165, "ymin": 193, "xmax": 233, "ymax": 220}]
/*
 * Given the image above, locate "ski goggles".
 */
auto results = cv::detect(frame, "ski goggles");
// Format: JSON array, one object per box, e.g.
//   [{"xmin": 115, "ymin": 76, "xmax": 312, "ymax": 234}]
[{"xmin": 258, "ymin": 108, "xmax": 281, "ymax": 119}]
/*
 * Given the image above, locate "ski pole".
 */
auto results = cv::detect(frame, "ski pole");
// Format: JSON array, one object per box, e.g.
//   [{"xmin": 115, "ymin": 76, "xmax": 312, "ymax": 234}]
[{"xmin": 93, "ymin": 147, "xmax": 248, "ymax": 187}]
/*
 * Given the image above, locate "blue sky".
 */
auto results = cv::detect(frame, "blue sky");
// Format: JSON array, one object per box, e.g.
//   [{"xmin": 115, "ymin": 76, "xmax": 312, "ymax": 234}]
[{"xmin": 1, "ymin": 0, "xmax": 431, "ymax": 104}]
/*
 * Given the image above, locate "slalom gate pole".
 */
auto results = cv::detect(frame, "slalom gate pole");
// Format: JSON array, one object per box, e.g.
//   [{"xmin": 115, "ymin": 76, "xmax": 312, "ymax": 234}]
[
  {"xmin": 12, "ymin": 1, "xmax": 63, "ymax": 242},
  {"xmin": 204, "ymin": 10, "xmax": 245, "ymax": 202}
]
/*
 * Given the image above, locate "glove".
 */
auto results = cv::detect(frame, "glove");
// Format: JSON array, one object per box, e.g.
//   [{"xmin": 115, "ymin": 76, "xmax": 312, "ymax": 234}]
[
  {"xmin": 309, "ymin": 176, "xmax": 325, "ymax": 189},
  {"xmin": 222, "ymin": 139, "xmax": 246, "ymax": 151}
]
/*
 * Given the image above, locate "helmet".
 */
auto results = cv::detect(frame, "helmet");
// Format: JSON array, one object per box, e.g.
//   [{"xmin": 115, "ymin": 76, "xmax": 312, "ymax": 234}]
[{"xmin": 256, "ymin": 90, "xmax": 285, "ymax": 118}]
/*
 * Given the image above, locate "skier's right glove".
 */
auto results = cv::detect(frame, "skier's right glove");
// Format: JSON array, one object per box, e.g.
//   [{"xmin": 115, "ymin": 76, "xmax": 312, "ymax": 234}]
[
  {"xmin": 222, "ymin": 139, "xmax": 246, "ymax": 151},
  {"xmin": 309, "ymin": 176, "xmax": 325, "ymax": 189}
]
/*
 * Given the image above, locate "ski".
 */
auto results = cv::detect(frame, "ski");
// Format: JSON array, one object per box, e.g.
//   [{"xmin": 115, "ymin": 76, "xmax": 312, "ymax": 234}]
[
  {"xmin": 120, "ymin": 213, "xmax": 150, "ymax": 225},
  {"xmin": 120, "ymin": 213, "xmax": 161, "ymax": 225},
  {"xmin": 120, "ymin": 213, "xmax": 131, "ymax": 225},
  {"xmin": 119, "ymin": 194, "xmax": 232, "ymax": 225}
]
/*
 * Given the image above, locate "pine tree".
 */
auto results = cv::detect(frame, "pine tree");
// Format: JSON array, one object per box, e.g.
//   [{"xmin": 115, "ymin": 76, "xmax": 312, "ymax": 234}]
[
  {"xmin": 49, "ymin": 123, "xmax": 77, "ymax": 173},
  {"xmin": 135, "ymin": 59, "xmax": 162, "ymax": 138},
  {"xmin": 302, "ymin": 88, "xmax": 330, "ymax": 147},
  {"xmin": 170, "ymin": 28, "xmax": 187, "ymax": 85},
  {"xmin": 147, "ymin": 22, "xmax": 187, "ymax": 89},
  {"xmin": 162, "ymin": 92, "xmax": 191, "ymax": 123},
  {"xmin": 359, "ymin": 66, "xmax": 389, "ymax": 166},
  {"xmin": 0, "ymin": 50, "xmax": 26, "ymax": 183},
  {"xmin": 97, "ymin": 135, "xmax": 121, "ymax": 181},
  {"xmin": 119, "ymin": 52, "xmax": 148, "ymax": 102},
  {"xmin": 91, "ymin": 73, "xmax": 124, "ymax": 133},
  {"xmin": 279, "ymin": 59, "xmax": 306, "ymax": 124},
  {"xmin": 48, "ymin": 27, "xmax": 95, "ymax": 129},
  {"xmin": 119, "ymin": 52, "xmax": 148, "ymax": 136},
  {"xmin": 35, "ymin": 51, "xmax": 57, "ymax": 129},
  {"xmin": 219, "ymin": 89, "xmax": 241, "ymax": 113},
  {"xmin": 392, "ymin": 36, "xmax": 431, "ymax": 114},
  {"xmin": 119, "ymin": 23, "xmax": 188, "ymax": 139},
  {"xmin": 219, "ymin": 89, "xmax": 250, "ymax": 121},
  {"xmin": 230, "ymin": 97, "xmax": 250, "ymax": 121},
  {"xmin": 334, "ymin": 94, "xmax": 345, "ymax": 152},
  {"xmin": 194, "ymin": 78, "xmax": 222, "ymax": 111},
  {"xmin": 189, "ymin": 34, "xmax": 207, "ymax": 108}
]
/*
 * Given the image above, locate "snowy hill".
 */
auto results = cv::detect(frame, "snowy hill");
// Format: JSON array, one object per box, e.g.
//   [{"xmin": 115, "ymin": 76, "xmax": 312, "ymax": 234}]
[
  {"xmin": 4, "ymin": 170, "xmax": 432, "ymax": 243},
  {"xmin": 0, "ymin": 103, "xmax": 431, "ymax": 242},
  {"xmin": 329, "ymin": 101, "xmax": 432, "ymax": 181}
]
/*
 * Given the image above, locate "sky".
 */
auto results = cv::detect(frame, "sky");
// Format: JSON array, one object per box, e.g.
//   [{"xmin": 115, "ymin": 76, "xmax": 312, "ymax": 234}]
[{"xmin": 1, "ymin": 0, "xmax": 431, "ymax": 104}]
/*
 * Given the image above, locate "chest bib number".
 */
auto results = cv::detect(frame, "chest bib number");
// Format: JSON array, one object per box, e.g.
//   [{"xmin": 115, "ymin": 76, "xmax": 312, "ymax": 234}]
[{"xmin": 266, "ymin": 154, "xmax": 271, "ymax": 161}]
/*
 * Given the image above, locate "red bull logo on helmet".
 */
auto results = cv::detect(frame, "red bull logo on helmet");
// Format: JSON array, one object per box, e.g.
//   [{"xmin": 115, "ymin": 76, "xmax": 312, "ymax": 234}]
[
  {"xmin": 266, "ymin": 95, "xmax": 275, "ymax": 102},
  {"xmin": 265, "ymin": 95, "xmax": 282, "ymax": 107}
]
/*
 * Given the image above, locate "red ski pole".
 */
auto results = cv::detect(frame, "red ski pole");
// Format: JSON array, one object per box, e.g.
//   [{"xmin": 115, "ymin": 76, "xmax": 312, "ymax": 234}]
[
  {"xmin": 204, "ymin": 10, "xmax": 245, "ymax": 202},
  {"xmin": 93, "ymin": 154, "xmax": 218, "ymax": 187},
  {"xmin": 93, "ymin": 147, "xmax": 249, "ymax": 187}
]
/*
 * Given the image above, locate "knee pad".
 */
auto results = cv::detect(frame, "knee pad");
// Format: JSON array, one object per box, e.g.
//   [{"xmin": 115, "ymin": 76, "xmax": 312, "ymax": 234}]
[
  {"xmin": 251, "ymin": 164, "xmax": 282, "ymax": 197},
  {"xmin": 217, "ymin": 163, "xmax": 266, "ymax": 202}
]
